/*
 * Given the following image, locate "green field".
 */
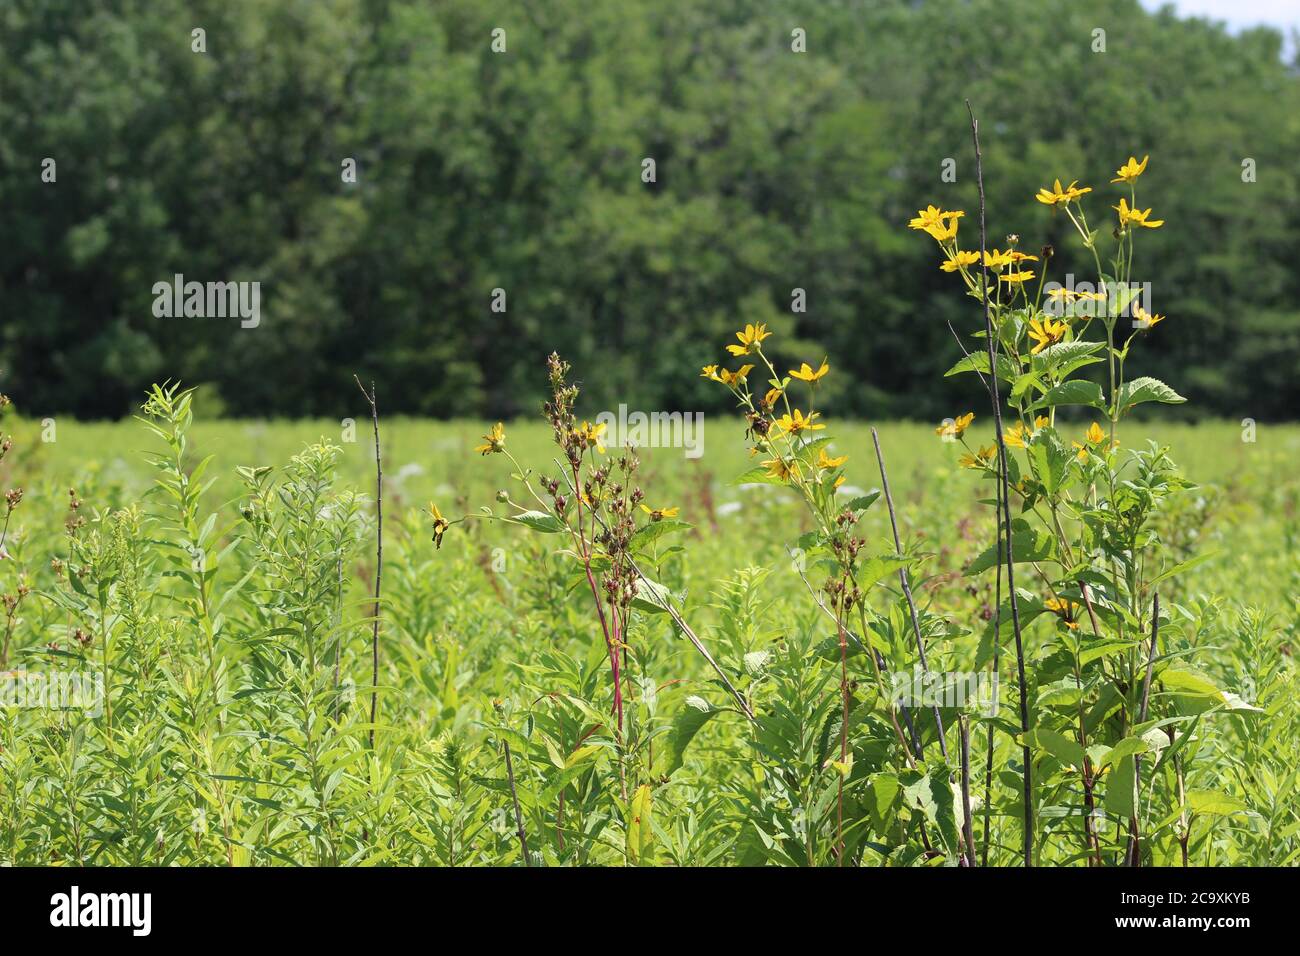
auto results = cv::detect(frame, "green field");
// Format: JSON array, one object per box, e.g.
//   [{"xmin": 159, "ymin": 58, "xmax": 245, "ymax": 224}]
[{"xmin": 1, "ymin": 403, "xmax": 1296, "ymax": 866}]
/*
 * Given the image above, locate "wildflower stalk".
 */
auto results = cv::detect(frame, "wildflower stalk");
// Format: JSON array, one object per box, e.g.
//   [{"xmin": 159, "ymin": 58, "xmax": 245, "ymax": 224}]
[
  {"xmin": 1128, "ymin": 591, "xmax": 1160, "ymax": 866},
  {"xmin": 503, "ymin": 739, "xmax": 530, "ymax": 867},
  {"xmin": 354, "ymin": 376, "xmax": 383, "ymax": 752},
  {"xmin": 967, "ymin": 100, "xmax": 1033, "ymax": 867},
  {"xmin": 959, "ymin": 714, "xmax": 976, "ymax": 866},
  {"xmin": 871, "ymin": 427, "xmax": 948, "ymax": 759}
]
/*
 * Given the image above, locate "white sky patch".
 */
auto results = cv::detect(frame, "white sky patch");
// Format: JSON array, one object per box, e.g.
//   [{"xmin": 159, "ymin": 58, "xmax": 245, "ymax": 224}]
[{"xmin": 1140, "ymin": 0, "xmax": 1299, "ymax": 38}]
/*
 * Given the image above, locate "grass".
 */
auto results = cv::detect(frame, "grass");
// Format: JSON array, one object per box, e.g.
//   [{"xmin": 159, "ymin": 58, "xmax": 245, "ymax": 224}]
[{"xmin": 0, "ymin": 407, "xmax": 1296, "ymax": 865}]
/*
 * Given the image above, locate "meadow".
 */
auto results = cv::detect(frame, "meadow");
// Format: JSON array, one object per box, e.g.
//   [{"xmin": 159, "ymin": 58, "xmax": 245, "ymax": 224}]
[{"xmin": 0, "ymin": 397, "xmax": 1296, "ymax": 866}]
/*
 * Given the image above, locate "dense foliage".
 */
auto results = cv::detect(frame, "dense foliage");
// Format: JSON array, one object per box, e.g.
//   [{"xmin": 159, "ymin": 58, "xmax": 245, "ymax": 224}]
[{"xmin": 3, "ymin": 0, "xmax": 1299, "ymax": 420}]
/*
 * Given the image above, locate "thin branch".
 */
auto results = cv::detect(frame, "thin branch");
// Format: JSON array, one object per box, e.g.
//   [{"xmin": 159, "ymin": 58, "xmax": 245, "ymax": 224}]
[
  {"xmin": 959, "ymin": 714, "xmax": 976, "ymax": 866},
  {"xmin": 1128, "ymin": 591, "xmax": 1160, "ymax": 866},
  {"xmin": 503, "ymin": 740, "xmax": 531, "ymax": 866},
  {"xmin": 871, "ymin": 426, "xmax": 948, "ymax": 759},
  {"xmin": 354, "ymin": 376, "xmax": 383, "ymax": 752},
  {"xmin": 967, "ymin": 99, "xmax": 1033, "ymax": 867}
]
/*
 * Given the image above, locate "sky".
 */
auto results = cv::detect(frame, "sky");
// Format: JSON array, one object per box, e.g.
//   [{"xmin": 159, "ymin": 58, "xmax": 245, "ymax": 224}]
[{"xmin": 1139, "ymin": 0, "xmax": 1300, "ymax": 34}]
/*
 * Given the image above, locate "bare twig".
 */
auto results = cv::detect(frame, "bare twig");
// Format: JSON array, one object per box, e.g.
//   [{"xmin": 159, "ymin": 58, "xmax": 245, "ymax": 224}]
[
  {"xmin": 872, "ymin": 426, "xmax": 948, "ymax": 759},
  {"xmin": 503, "ymin": 740, "xmax": 530, "ymax": 866},
  {"xmin": 1128, "ymin": 591, "xmax": 1160, "ymax": 866},
  {"xmin": 354, "ymin": 376, "xmax": 383, "ymax": 751},
  {"xmin": 967, "ymin": 99, "xmax": 1033, "ymax": 866},
  {"xmin": 959, "ymin": 714, "xmax": 976, "ymax": 866}
]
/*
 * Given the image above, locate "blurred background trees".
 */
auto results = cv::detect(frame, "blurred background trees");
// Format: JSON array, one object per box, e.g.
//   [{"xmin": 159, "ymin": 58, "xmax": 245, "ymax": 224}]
[{"xmin": 3, "ymin": 0, "xmax": 1297, "ymax": 420}]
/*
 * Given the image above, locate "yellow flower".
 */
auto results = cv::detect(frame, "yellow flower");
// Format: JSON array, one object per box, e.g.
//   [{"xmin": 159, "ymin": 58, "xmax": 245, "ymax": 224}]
[
  {"xmin": 1009, "ymin": 251, "xmax": 1039, "ymax": 263},
  {"xmin": 573, "ymin": 421, "xmax": 607, "ymax": 453},
  {"xmin": 726, "ymin": 323, "xmax": 772, "ymax": 356},
  {"xmin": 959, "ymin": 444, "xmax": 996, "ymax": 469},
  {"xmin": 999, "ymin": 270, "xmax": 1036, "ymax": 284},
  {"xmin": 1044, "ymin": 596, "xmax": 1081, "ymax": 630},
  {"xmin": 701, "ymin": 364, "xmax": 722, "ymax": 381},
  {"xmin": 761, "ymin": 457, "xmax": 794, "ymax": 481},
  {"xmin": 1027, "ymin": 317, "xmax": 1067, "ymax": 354},
  {"xmin": 1114, "ymin": 197, "xmax": 1164, "ymax": 229},
  {"xmin": 924, "ymin": 217, "xmax": 959, "ymax": 242},
  {"xmin": 935, "ymin": 412, "xmax": 975, "ymax": 439},
  {"xmin": 639, "ymin": 503, "xmax": 679, "ymax": 522},
  {"xmin": 1133, "ymin": 306, "xmax": 1166, "ymax": 329},
  {"xmin": 982, "ymin": 248, "xmax": 1014, "ymax": 269},
  {"xmin": 475, "ymin": 422, "xmax": 506, "ymax": 456},
  {"xmin": 718, "ymin": 364, "xmax": 755, "ymax": 386},
  {"xmin": 816, "ymin": 448, "xmax": 848, "ymax": 470},
  {"xmin": 941, "ymin": 250, "xmax": 981, "ymax": 272},
  {"xmin": 429, "ymin": 502, "xmax": 450, "ymax": 549},
  {"xmin": 1072, "ymin": 421, "xmax": 1110, "ymax": 460},
  {"xmin": 773, "ymin": 409, "xmax": 825, "ymax": 436},
  {"xmin": 1035, "ymin": 178, "xmax": 1092, "ymax": 206},
  {"xmin": 789, "ymin": 359, "xmax": 829, "ymax": 382},
  {"xmin": 1045, "ymin": 287, "xmax": 1078, "ymax": 302},
  {"xmin": 908, "ymin": 205, "xmax": 964, "ymax": 232},
  {"xmin": 1003, "ymin": 421, "xmax": 1031, "ymax": 448},
  {"xmin": 1111, "ymin": 154, "xmax": 1149, "ymax": 184},
  {"xmin": 762, "ymin": 386, "xmax": 783, "ymax": 407},
  {"xmin": 1076, "ymin": 291, "xmax": 1107, "ymax": 301}
]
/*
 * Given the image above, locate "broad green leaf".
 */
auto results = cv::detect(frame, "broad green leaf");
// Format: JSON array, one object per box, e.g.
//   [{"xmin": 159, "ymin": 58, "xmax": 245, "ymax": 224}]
[
  {"xmin": 629, "ymin": 519, "xmax": 692, "ymax": 553},
  {"xmin": 1027, "ymin": 427, "xmax": 1071, "ymax": 495},
  {"xmin": 1105, "ymin": 755, "xmax": 1136, "ymax": 818},
  {"xmin": 1117, "ymin": 376, "xmax": 1186, "ymax": 413},
  {"xmin": 653, "ymin": 697, "xmax": 719, "ymax": 778},
  {"xmin": 1187, "ymin": 790, "xmax": 1249, "ymax": 816},
  {"xmin": 965, "ymin": 522, "xmax": 1056, "ymax": 575},
  {"xmin": 945, "ymin": 351, "xmax": 1019, "ymax": 383},
  {"xmin": 1025, "ymin": 728, "xmax": 1085, "ymax": 768},
  {"xmin": 502, "ymin": 510, "xmax": 565, "ymax": 533},
  {"xmin": 1158, "ymin": 665, "xmax": 1224, "ymax": 700},
  {"xmin": 630, "ymin": 575, "xmax": 674, "ymax": 614},
  {"xmin": 626, "ymin": 785, "xmax": 654, "ymax": 865},
  {"xmin": 731, "ymin": 465, "xmax": 786, "ymax": 486},
  {"xmin": 1028, "ymin": 379, "xmax": 1106, "ymax": 412}
]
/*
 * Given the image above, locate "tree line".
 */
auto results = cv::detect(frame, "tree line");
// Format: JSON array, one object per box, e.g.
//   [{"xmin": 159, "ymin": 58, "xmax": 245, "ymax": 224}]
[{"xmin": 3, "ymin": 0, "xmax": 1297, "ymax": 421}]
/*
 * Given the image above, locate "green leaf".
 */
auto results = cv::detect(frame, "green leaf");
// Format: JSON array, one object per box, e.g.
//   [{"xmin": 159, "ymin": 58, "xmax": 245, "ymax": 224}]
[
  {"xmin": 945, "ymin": 351, "xmax": 1019, "ymax": 383},
  {"xmin": 630, "ymin": 575, "xmax": 675, "ymax": 614},
  {"xmin": 653, "ymin": 697, "xmax": 719, "ymax": 778},
  {"xmin": 1117, "ymin": 376, "xmax": 1186, "ymax": 413},
  {"xmin": 1032, "ymin": 340, "xmax": 1104, "ymax": 375},
  {"xmin": 844, "ymin": 492, "xmax": 882, "ymax": 513},
  {"xmin": 1028, "ymin": 379, "xmax": 1106, "ymax": 412},
  {"xmin": 1027, "ymin": 427, "xmax": 1071, "ymax": 495},
  {"xmin": 1157, "ymin": 665, "xmax": 1225, "ymax": 701},
  {"xmin": 731, "ymin": 465, "xmax": 786, "ymax": 486},
  {"xmin": 502, "ymin": 510, "xmax": 565, "ymax": 533},
  {"xmin": 628, "ymin": 519, "xmax": 692, "ymax": 553},
  {"xmin": 965, "ymin": 521, "xmax": 1056, "ymax": 575},
  {"xmin": 1099, "ymin": 735, "xmax": 1150, "ymax": 769},
  {"xmin": 855, "ymin": 554, "xmax": 910, "ymax": 588},
  {"xmin": 1186, "ymin": 790, "xmax": 1249, "ymax": 816},
  {"xmin": 1025, "ymin": 728, "xmax": 1085, "ymax": 768},
  {"xmin": 1105, "ymin": 755, "xmax": 1136, "ymax": 818},
  {"xmin": 626, "ymin": 785, "xmax": 654, "ymax": 865}
]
